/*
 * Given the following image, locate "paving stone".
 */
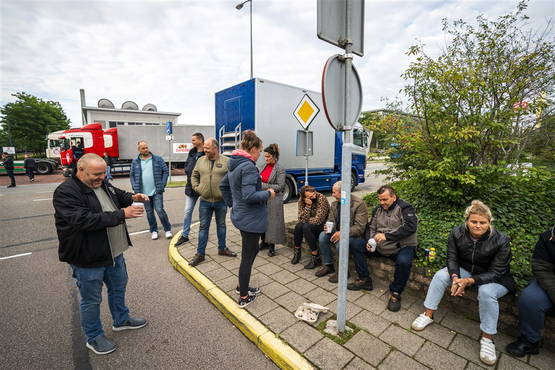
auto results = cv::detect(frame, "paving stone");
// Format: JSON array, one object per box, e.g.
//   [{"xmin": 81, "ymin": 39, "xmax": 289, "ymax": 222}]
[
  {"xmin": 304, "ymin": 287, "xmax": 337, "ymax": 306},
  {"xmin": 286, "ymin": 278, "xmax": 318, "ymax": 295},
  {"xmin": 203, "ymin": 267, "xmax": 233, "ymax": 281},
  {"xmin": 345, "ymin": 330, "xmax": 391, "ymax": 367},
  {"xmin": 280, "ymin": 261, "xmax": 306, "ymax": 273},
  {"xmin": 343, "ymin": 357, "xmax": 376, "ymax": 370},
  {"xmin": 256, "ymin": 263, "xmax": 283, "ymax": 276},
  {"xmin": 294, "ymin": 267, "xmax": 320, "ymax": 281},
  {"xmin": 353, "ymin": 293, "xmax": 388, "ymax": 315},
  {"xmin": 245, "ymin": 294, "xmax": 278, "ymax": 318},
  {"xmin": 272, "ymin": 270, "xmax": 298, "ymax": 285},
  {"xmin": 312, "ymin": 276, "xmax": 339, "ymax": 291},
  {"xmin": 280, "ymin": 321, "xmax": 324, "ymax": 352},
  {"xmin": 252, "ymin": 257, "xmax": 269, "ymax": 268},
  {"xmin": 178, "ymin": 246, "xmax": 197, "ymax": 258},
  {"xmin": 415, "ymin": 341, "xmax": 467, "ymax": 370},
  {"xmin": 497, "ymin": 353, "xmax": 537, "ymax": 370},
  {"xmin": 379, "ymin": 350, "xmax": 429, "ymax": 370},
  {"xmin": 448, "ymin": 334, "xmax": 496, "ymax": 369},
  {"xmin": 210, "ymin": 252, "xmax": 239, "ymax": 263},
  {"xmin": 219, "ymin": 258, "xmax": 241, "ymax": 271},
  {"xmin": 249, "ymin": 272, "xmax": 274, "ymax": 288},
  {"xmin": 529, "ymin": 347, "xmax": 555, "ymax": 370},
  {"xmin": 327, "ymin": 299, "xmax": 363, "ymax": 320},
  {"xmin": 216, "ymin": 275, "xmax": 239, "ymax": 292},
  {"xmin": 259, "ymin": 306, "xmax": 298, "ymax": 334},
  {"xmin": 276, "ymin": 291, "xmax": 307, "ymax": 313},
  {"xmin": 262, "ymin": 281, "xmax": 290, "ymax": 299},
  {"xmin": 270, "ymin": 255, "xmax": 292, "ymax": 265},
  {"xmin": 305, "ymin": 337, "xmax": 354, "ymax": 370},
  {"xmin": 350, "ymin": 310, "xmax": 391, "ymax": 337},
  {"xmin": 464, "ymin": 362, "xmax": 487, "ymax": 370},
  {"xmin": 442, "ymin": 311, "xmax": 481, "ymax": 340},
  {"xmin": 379, "ymin": 308, "xmax": 417, "ymax": 330},
  {"xmin": 194, "ymin": 261, "xmax": 220, "ymax": 273},
  {"xmin": 347, "ymin": 289, "xmax": 365, "ymax": 303},
  {"xmin": 379, "ymin": 324, "xmax": 425, "ymax": 356},
  {"xmin": 411, "ymin": 322, "xmax": 457, "ymax": 349}
]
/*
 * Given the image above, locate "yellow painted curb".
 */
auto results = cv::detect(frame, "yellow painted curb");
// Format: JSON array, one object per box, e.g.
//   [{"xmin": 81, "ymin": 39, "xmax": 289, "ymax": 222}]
[{"xmin": 168, "ymin": 232, "xmax": 314, "ymax": 370}]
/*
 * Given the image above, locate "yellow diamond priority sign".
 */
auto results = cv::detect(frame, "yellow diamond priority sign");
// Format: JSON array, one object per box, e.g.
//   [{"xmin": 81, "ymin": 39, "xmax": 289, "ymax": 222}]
[{"xmin": 293, "ymin": 94, "xmax": 320, "ymax": 130}]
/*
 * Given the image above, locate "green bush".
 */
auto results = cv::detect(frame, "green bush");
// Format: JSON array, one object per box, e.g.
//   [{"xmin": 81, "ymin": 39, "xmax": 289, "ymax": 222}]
[{"xmin": 364, "ymin": 169, "xmax": 555, "ymax": 290}]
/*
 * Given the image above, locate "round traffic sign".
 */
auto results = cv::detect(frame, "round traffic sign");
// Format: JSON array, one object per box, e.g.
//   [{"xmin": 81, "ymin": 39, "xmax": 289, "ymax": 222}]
[{"xmin": 321, "ymin": 54, "xmax": 363, "ymax": 131}]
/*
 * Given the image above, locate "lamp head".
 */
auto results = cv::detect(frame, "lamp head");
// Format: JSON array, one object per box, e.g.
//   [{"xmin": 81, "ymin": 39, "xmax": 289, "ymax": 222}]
[{"xmin": 235, "ymin": 3, "xmax": 244, "ymax": 10}]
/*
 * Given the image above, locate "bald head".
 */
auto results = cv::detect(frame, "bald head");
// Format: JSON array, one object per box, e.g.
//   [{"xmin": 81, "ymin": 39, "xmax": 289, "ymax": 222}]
[
  {"xmin": 76, "ymin": 153, "xmax": 106, "ymax": 188},
  {"xmin": 203, "ymin": 137, "xmax": 219, "ymax": 159},
  {"xmin": 77, "ymin": 153, "xmax": 105, "ymax": 170}
]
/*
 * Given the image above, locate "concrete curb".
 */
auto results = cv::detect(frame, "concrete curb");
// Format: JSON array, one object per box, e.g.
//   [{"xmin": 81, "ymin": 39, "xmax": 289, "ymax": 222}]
[{"xmin": 168, "ymin": 232, "xmax": 314, "ymax": 370}]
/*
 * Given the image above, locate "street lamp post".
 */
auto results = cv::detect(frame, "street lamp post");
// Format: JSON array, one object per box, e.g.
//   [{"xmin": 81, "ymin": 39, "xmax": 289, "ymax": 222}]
[{"xmin": 235, "ymin": 0, "xmax": 253, "ymax": 79}]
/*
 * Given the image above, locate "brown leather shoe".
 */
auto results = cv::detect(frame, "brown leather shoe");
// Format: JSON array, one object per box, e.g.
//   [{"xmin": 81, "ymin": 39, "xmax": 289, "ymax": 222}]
[
  {"xmin": 218, "ymin": 248, "xmax": 237, "ymax": 257},
  {"xmin": 315, "ymin": 264, "xmax": 334, "ymax": 277},
  {"xmin": 189, "ymin": 254, "xmax": 205, "ymax": 267}
]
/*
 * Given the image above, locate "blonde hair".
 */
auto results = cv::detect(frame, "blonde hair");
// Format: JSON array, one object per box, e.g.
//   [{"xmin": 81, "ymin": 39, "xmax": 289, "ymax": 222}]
[{"xmin": 464, "ymin": 200, "xmax": 493, "ymax": 222}]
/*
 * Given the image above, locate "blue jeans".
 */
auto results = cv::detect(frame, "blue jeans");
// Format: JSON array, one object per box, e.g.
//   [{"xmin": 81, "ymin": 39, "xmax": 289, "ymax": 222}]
[
  {"xmin": 423, "ymin": 267, "xmax": 509, "ymax": 335},
  {"xmin": 350, "ymin": 241, "xmax": 415, "ymax": 294},
  {"xmin": 518, "ymin": 279, "xmax": 554, "ymax": 343},
  {"xmin": 182, "ymin": 194, "xmax": 199, "ymax": 238},
  {"xmin": 197, "ymin": 199, "xmax": 227, "ymax": 256},
  {"xmin": 105, "ymin": 165, "xmax": 113, "ymax": 180},
  {"xmin": 318, "ymin": 231, "xmax": 365, "ymax": 266},
  {"xmin": 144, "ymin": 192, "xmax": 171, "ymax": 233},
  {"xmin": 70, "ymin": 254, "xmax": 130, "ymax": 341}
]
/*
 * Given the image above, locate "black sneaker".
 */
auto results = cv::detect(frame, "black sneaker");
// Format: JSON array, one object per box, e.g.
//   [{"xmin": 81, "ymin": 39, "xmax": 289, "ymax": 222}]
[
  {"xmin": 347, "ymin": 278, "xmax": 373, "ymax": 291},
  {"xmin": 112, "ymin": 316, "xmax": 148, "ymax": 331},
  {"xmin": 506, "ymin": 336, "xmax": 540, "ymax": 357},
  {"xmin": 387, "ymin": 292, "xmax": 401, "ymax": 312},
  {"xmin": 291, "ymin": 248, "xmax": 301, "ymax": 264},
  {"xmin": 235, "ymin": 286, "xmax": 261, "ymax": 296},
  {"xmin": 86, "ymin": 334, "xmax": 116, "ymax": 355},
  {"xmin": 175, "ymin": 235, "xmax": 189, "ymax": 246},
  {"xmin": 238, "ymin": 294, "xmax": 256, "ymax": 308},
  {"xmin": 304, "ymin": 254, "xmax": 322, "ymax": 269}
]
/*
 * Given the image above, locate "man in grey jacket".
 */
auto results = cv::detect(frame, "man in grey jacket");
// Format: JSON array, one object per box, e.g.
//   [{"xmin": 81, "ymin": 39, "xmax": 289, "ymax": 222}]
[{"xmin": 348, "ymin": 185, "xmax": 418, "ymax": 312}]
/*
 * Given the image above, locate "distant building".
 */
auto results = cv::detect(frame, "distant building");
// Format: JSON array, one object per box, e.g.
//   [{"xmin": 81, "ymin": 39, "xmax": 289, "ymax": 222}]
[{"xmin": 80, "ymin": 89, "xmax": 181, "ymax": 128}]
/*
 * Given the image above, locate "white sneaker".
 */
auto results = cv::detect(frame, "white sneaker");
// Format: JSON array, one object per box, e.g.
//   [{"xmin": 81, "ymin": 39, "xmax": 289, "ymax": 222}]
[
  {"xmin": 165, "ymin": 231, "xmax": 173, "ymax": 239},
  {"xmin": 151, "ymin": 232, "xmax": 158, "ymax": 240},
  {"xmin": 479, "ymin": 337, "xmax": 497, "ymax": 366},
  {"xmin": 411, "ymin": 313, "xmax": 434, "ymax": 331}
]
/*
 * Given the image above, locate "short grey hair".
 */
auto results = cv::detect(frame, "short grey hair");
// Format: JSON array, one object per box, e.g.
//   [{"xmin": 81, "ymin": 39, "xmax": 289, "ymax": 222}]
[{"xmin": 332, "ymin": 181, "xmax": 342, "ymax": 191}]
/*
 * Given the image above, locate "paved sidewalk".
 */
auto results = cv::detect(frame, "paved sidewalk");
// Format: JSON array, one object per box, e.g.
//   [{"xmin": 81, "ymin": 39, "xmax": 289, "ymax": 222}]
[{"xmin": 172, "ymin": 190, "xmax": 555, "ymax": 369}]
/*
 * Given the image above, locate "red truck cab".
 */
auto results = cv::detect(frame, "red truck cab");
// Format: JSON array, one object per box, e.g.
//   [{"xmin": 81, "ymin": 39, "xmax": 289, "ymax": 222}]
[{"xmin": 59, "ymin": 123, "xmax": 106, "ymax": 175}]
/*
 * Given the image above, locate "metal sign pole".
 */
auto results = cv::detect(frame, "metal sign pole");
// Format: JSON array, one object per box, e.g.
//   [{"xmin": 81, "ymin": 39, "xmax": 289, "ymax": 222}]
[
  {"xmin": 305, "ymin": 129, "xmax": 309, "ymax": 186},
  {"xmin": 168, "ymin": 139, "xmax": 172, "ymax": 184},
  {"xmin": 336, "ymin": 0, "xmax": 353, "ymax": 334}
]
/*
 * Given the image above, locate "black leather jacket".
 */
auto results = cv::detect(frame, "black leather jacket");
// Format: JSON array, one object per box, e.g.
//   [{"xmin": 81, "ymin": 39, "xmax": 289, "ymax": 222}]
[
  {"xmin": 447, "ymin": 224, "xmax": 515, "ymax": 292},
  {"xmin": 184, "ymin": 147, "xmax": 204, "ymax": 196},
  {"xmin": 53, "ymin": 176, "xmax": 133, "ymax": 268}
]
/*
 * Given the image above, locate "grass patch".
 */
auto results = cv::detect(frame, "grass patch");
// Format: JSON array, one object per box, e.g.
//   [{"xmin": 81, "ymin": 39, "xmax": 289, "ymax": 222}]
[
  {"xmin": 167, "ymin": 181, "xmax": 186, "ymax": 188},
  {"xmin": 315, "ymin": 314, "xmax": 360, "ymax": 345}
]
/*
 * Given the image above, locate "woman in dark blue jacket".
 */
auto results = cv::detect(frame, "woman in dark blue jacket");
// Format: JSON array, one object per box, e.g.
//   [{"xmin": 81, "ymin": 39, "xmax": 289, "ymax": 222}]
[{"xmin": 220, "ymin": 131, "xmax": 276, "ymax": 308}]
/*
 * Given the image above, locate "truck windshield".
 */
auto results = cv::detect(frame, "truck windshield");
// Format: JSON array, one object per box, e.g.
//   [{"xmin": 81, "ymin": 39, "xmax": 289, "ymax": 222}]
[
  {"xmin": 48, "ymin": 139, "xmax": 61, "ymax": 148},
  {"xmin": 353, "ymin": 129, "xmax": 367, "ymax": 148},
  {"xmin": 60, "ymin": 139, "xmax": 69, "ymax": 151}
]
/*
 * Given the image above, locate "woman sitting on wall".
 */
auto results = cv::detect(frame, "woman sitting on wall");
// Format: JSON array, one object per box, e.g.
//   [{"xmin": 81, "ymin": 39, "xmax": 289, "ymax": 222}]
[
  {"xmin": 291, "ymin": 185, "xmax": 330, "ymax": 268},
  {"xmin": 411, "ymin": 200, "xmax": 515, "ymax": 366}
]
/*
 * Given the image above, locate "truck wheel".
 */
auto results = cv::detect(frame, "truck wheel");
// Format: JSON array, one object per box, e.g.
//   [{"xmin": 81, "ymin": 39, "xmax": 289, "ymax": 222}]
[
  {"xmin": 36, "ymin": 162, "xmax": 52, "ymax": 175},
  {"xmin": 283, "ymin": 178, "xmax": 295, "ymax": 204},
  {"xmin": 351, "ymin": 171, "xmax": 358, "ymax": 191}
]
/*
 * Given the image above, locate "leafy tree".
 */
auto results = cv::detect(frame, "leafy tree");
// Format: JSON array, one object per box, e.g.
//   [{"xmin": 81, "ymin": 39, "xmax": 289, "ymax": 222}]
[
  {"xmin": 0, "ymin": 92, "xmax": 71, "ymax": 154},
  {"xmin": 381, "ymin": 1, "xmax": 554, "ymax": 203}
]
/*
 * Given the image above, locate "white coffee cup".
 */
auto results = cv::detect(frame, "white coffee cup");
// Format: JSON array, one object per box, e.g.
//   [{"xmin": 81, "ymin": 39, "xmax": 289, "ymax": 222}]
[
  {"xmin": 132, "ymin": 202, "xmax": 145, "ymax": 216},
  {"xmin": 325, "ymin": 221, "xmax": 334, "ymax": 234},
  {"xmin": 367, "ymin": 238, "xmax": 377, "ymax": 252}
]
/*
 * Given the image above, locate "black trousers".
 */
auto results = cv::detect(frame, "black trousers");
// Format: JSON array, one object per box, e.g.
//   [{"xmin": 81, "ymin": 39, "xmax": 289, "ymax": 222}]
[
  {"xmin": 26, "ymin": 168, "xmax": 35, "ymax": 180},
  {"xmin": 294, "ymin": 222, "xmax": 323, "ymax": 252},
  {"xmin": 238, "ymin": 230, "xmax": 261, "ymax": 297},
  {"xmin": 7, "ymin": 170, "xmax": 15, "ymax": 186}
]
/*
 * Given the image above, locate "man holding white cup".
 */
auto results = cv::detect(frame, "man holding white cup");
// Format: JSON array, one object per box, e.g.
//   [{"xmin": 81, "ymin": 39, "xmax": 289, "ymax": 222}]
[
  {"xmin": 315, "ymin": 181, "xmax": 368, "ymax": 281},
  {"xmin": 53, "ymin": 153, "xmax": 150, "ymax": 356}
]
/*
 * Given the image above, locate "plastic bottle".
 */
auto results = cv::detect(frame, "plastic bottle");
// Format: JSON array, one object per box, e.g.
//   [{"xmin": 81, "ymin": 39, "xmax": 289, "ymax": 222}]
[{"xmin": 428, "ymin": 248, "xmax": 436, "ymax": 262}]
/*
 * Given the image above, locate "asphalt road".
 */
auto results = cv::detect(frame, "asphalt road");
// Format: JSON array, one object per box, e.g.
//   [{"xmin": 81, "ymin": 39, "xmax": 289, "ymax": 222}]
[
  {"xmin": 0, "ymin": 163, "xmax": 386, "ymax": 369},
  {"xmin": 0, "ymin": 178, "xmax": 276, "ymax": 370}
]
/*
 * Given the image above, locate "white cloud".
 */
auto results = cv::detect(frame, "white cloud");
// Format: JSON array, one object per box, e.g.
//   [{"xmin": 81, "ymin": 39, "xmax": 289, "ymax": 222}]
[{"xmin": 1, "ymin": 0, "xmax": 553, "ymax": 127}]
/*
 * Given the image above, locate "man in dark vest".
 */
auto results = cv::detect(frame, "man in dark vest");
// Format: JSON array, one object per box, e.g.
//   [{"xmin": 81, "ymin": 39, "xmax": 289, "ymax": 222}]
[
  {"xmin": 348, "ymin": 185, "xmax": 418, "ymax": 312},
  {"xmin": 2, "ymin": 152, "xmax": 16, "ymax": 187}
]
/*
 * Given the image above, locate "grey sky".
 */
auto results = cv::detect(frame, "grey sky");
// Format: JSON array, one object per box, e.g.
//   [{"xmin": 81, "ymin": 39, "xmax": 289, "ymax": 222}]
[{"xmin": 1, "ymin": 0, "xmax": 553, "ymax": 127}]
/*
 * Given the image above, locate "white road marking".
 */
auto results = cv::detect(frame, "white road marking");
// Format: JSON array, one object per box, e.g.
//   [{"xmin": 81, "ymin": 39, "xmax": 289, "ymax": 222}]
[
  {"xmin": 0, "ymin": 252, "xmax": 32, "ymax": 260},
  {"xmin": 36, "ymin": 191, "xmax": 53, "ymax": 194},
  {"xmin": 32, "ymin": 198, "xmax": 52, "ymax": 202}
]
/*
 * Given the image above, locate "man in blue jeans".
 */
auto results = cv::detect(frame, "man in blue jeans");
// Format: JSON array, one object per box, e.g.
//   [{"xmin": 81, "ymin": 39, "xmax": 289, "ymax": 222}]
[
  {"xmin": 189, "ymin": 138, "xmax": 236, "ymax": 266},
  {"xmin": 130, "ymin": 141, "xmax": 172, "ymax": 240},
  {"xmin": 53, "ymin": 153, "xmax": 148, "ymax": 355},
  {"xmin": 507, "ymin": 226, "xmax": 555, "ymax": 357},
  {"xmin": 348, "ymin": 185, "xmax": 418, "ymax": 312},
  {"xmin": 175, "ymin": 132, "xmax": 205, "ymax": 246}
]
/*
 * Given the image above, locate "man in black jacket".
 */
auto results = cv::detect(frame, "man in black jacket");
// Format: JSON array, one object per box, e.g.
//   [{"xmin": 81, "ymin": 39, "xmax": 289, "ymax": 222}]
[
  {"xmin": 53, "ymin": 153, "xmax": 149, "ymax": 355},
  {"xmin": 175, "ymin": 132, "xmax": 205, "ymax": 246},
  {"xmin": 23, "ymin": 154, "xmax": 36, "ymax": 182},
  {"xmin": 507, "ymin": 226, "xmax": 555, "ymax": 357},
  {"xmin": 2, "ymin": 152, "xmax": 16, "ymax": 187}
]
